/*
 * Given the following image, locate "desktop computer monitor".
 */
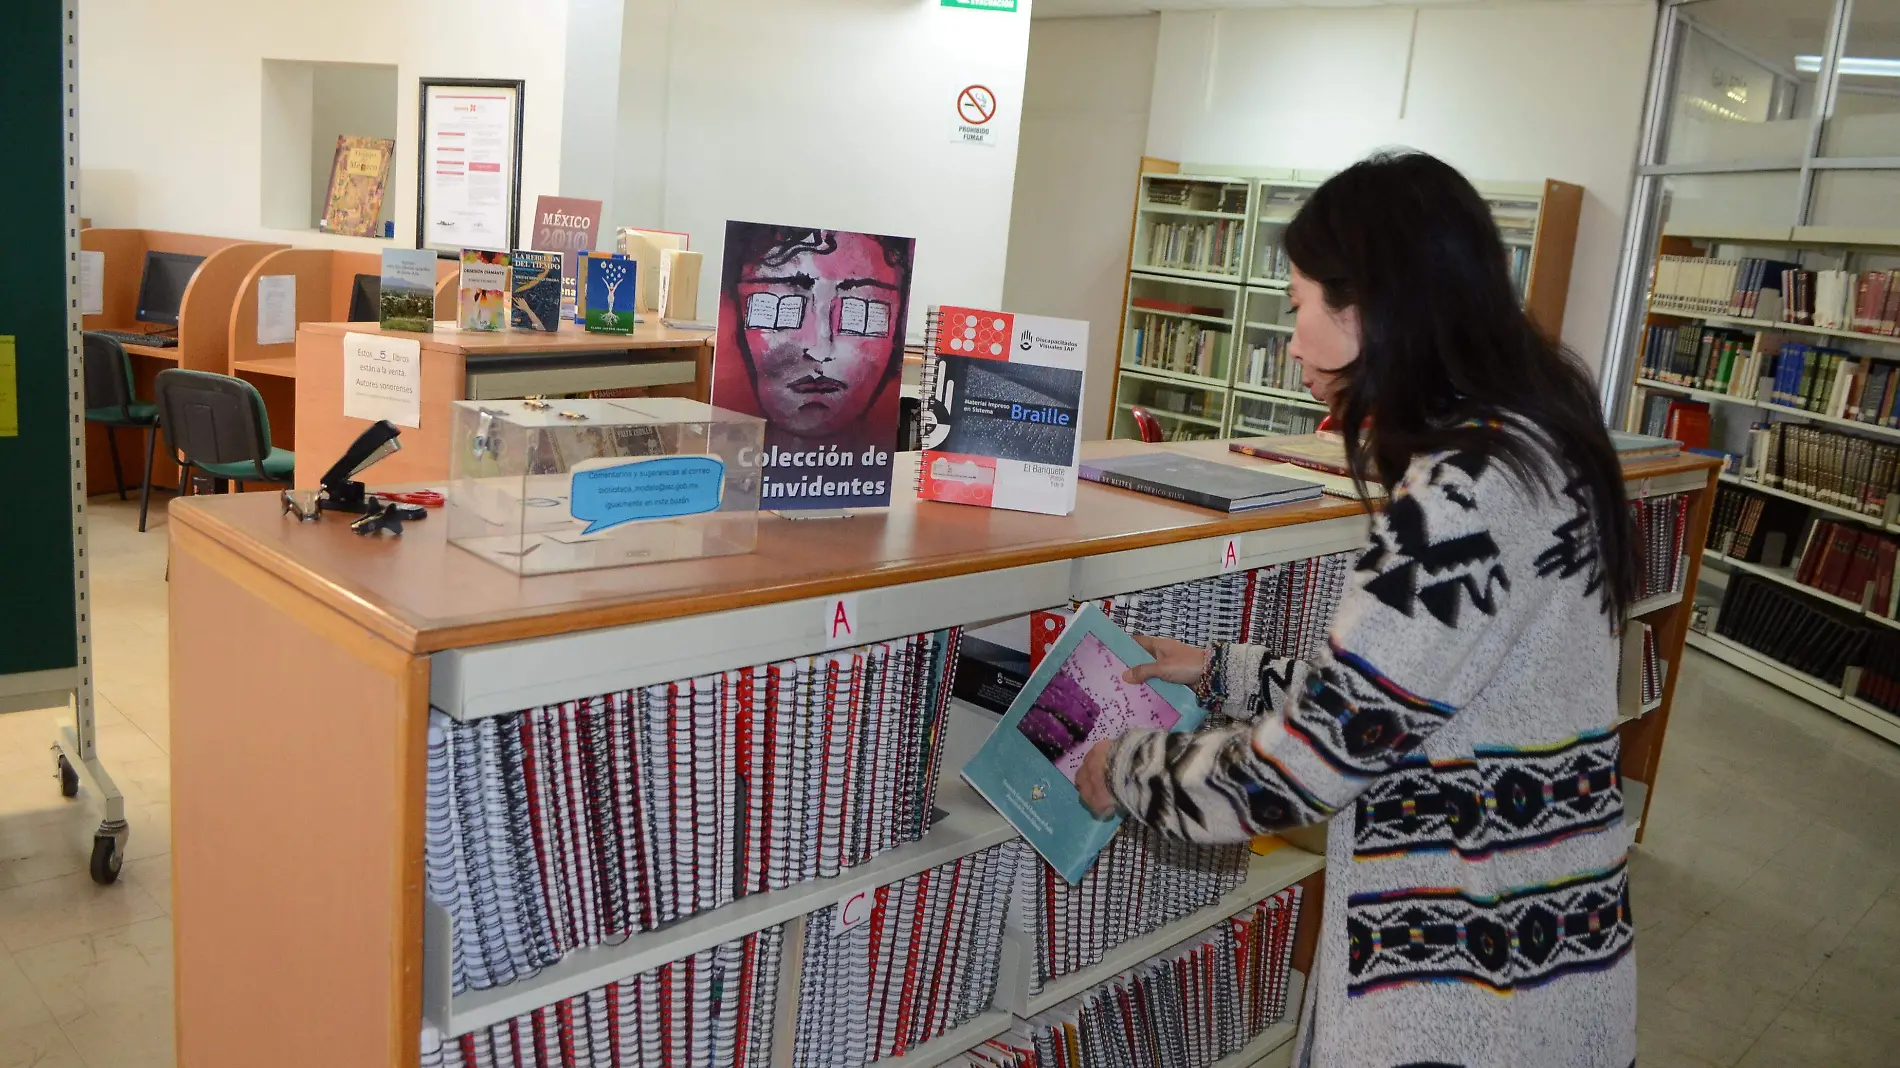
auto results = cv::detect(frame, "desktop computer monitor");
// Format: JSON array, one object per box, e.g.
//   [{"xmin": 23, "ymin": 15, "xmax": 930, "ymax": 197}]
[
  {"xmin": 347, "ymin": 273, "xmax": 381, "ymax": 322},
  {"xmin": 134, "ymin": 251, "xmax": 205, "ymax": 327}
]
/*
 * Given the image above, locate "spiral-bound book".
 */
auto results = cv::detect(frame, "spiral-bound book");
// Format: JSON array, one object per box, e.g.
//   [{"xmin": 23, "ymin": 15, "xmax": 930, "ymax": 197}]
[{"xmin": 917, "ymin": 305, "xmax": 1088, "ymax": 515}]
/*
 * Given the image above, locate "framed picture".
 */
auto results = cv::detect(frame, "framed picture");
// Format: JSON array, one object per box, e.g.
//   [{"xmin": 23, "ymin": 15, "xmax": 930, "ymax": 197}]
[{"xmin": 416, "ymin": 77, "xmax": 525, "ymax": 257}]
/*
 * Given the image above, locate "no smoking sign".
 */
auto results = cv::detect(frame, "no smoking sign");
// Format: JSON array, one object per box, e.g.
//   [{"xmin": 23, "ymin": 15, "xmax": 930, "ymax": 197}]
[{"xmin": 952, "ymin": 83, "xmax": 998, "ymax": 147}]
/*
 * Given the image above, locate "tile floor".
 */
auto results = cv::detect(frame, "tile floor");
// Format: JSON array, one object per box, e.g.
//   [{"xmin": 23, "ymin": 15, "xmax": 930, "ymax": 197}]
[{"xmin": 1, "ymin": 498, "xmax": 1898, "ymax": 1067}]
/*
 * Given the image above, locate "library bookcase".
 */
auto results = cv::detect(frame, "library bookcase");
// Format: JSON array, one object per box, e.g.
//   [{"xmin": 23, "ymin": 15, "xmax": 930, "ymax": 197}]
[{"xmin": 167, "ymin": 440, "xmax": 1711, "ymax": 1068}]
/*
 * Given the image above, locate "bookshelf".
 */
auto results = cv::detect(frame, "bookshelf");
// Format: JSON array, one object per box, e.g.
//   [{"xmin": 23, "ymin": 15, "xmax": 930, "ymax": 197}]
[
  {"xmin": 1108, "ymin": 162, "xmax": 1584, "ymax": 442},
  {"xmin": 1623, "ymin": 225, "xmax": 1900, "ymax": 745}
]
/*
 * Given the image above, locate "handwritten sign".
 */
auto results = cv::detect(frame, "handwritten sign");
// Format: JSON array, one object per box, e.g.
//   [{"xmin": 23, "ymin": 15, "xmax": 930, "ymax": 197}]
[
  {"xmin": 1218, "ymin": 537, "xmax": 1242, "ymax": 572},
  {"xmin": 832, "ymin": 887, "xmax": 875, "ymax": 937},
  {"xmin": 823, "ymin": 594, "xmax": 861, "ymax": 650},
  {"xmin": 342, "ymin": 331, "xmax": 421, "ymax": 428},
  {"xmin": 569, "ymin": 456, "xmax": 725, "ymax": 534}
]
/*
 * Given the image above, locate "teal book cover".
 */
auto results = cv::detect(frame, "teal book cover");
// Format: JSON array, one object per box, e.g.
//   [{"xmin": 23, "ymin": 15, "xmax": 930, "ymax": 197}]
[
  {"xmin": 511, "ymin": 250, "xmax": 562, "ymax": 332},
  {"xmin": 961, "ymin": 604, "xmax": 1206, "ymax": 883},
  {"xmin": 379, "ymin": 248, "xmax": 438, "ymax": 332},
  {"xmin": 582, "ymin": 252, "xmax": 635, "ymax": 334}
]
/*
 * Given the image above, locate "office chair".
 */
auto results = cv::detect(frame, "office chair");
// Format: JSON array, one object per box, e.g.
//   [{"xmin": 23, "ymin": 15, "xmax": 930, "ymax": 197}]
[
  {"xmin": 153, "ymin": 370, "xmax": 295, "ymax": 501},
  {"xmin": 82, "ymin": 332, "xmax": 163, "ymax": 531},
  {"xmin": 1129, "ymin": 407, "xmax": 1166, "ymax": 444}
]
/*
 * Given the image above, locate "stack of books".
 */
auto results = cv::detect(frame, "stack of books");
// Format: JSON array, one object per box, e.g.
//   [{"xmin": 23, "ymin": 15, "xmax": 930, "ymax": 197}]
[
  {"xmin": 1146, "ymin": 220, "xmax": 1244, "ymax": 275},
  {"xmin": 425, "ymin": 629, "xmax": 962, "ymax": 995},
  {"xmin": 1128, "ymin": 314, "xmax": 1229, "ymax": 378},
  {"xmin": 794, "ymin": 844, "xmax": 1019, "ymax": 1067},
  {"xmin": 1241, "ymin": 336, "xmax": 1300, "ymax": 392},
  {"xmin": 1716, "ymin": 573, "xmax": 1868, "ymax": 686},
  {"xmin": 964, "ymin": 885, "xmax": 1303, "ymax": 1068},
  {"xmin": 1632, "ymin": 493, "xmax": 1690, "ymax": 602},
  {"xmin": 420, "ymin": 926, "xmax": 787, "ymax": 1068}
]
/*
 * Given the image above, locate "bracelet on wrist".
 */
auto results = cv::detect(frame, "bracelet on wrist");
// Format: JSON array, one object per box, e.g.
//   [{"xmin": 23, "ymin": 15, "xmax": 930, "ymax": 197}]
[{"xmin": 1193, "ymin": 641, "xmax": 1230, "ymax": 712}]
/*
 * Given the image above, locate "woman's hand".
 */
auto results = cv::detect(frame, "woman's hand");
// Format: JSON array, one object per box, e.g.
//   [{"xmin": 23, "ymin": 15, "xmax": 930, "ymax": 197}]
[
  {"xmin": 1077, "ymin": 741, "xmax": 1118, "ymax": 817},
  {"xmin": 1122, "ymin": 635, "xmax": 1210, "ymax": 687}
]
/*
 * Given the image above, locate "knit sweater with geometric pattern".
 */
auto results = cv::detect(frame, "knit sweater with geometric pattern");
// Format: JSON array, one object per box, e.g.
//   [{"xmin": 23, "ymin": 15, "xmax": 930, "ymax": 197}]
[{"xmin": 1103, "ymin": 438, "xmax": 1636, "ymax": 1068}]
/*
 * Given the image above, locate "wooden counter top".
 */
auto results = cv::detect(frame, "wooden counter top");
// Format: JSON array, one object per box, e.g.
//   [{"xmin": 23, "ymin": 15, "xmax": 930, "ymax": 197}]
[
  {"xmin": 299, "ymin": 318, "xmax": 713, "ymax": 355},
  {"xmin": 172, "ymin": 439, "xmax": 1717, "ymax": 656}
]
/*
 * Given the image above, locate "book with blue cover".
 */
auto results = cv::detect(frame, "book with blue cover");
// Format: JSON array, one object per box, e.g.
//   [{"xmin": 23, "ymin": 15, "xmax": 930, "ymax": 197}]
[
  {"xmin": 961, "ymin": 604, "xmax": 1207, "ymax": 883},
  {"xmin": 581, "ymin": 251, "xmax": 637, "ymax": 334},
  {"xmin": 510, "ymin": 250, "xmax": 562, "ymax": 332}
]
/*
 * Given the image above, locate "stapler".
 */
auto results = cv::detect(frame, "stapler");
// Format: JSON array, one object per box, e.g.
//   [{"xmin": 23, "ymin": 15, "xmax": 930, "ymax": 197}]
[{"xmin": 318, "ymin": 420, "xmax": 428, "ymax": 523}]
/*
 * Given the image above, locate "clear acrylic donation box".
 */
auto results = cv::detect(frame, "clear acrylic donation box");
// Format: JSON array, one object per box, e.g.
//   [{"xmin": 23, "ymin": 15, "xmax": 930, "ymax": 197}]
[{"xmin": 447, "ymin": 397, "xmax": 765, "ymax": 575}]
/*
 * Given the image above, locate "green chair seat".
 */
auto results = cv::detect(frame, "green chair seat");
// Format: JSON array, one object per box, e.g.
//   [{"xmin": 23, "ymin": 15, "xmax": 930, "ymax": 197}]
[
  {"xmin": 196, "ymin": 447, "xmax": 295, "ymax": 482},
  {"xmin": 85, "ymin": 402, "xmax": 158, "ymax": 426}
]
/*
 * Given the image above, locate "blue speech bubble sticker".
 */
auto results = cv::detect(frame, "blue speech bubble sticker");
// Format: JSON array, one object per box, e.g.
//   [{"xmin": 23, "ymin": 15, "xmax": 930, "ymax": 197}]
[{"xmin": 570, "ymin": 456, "xmax": 726, "ymax": 535}]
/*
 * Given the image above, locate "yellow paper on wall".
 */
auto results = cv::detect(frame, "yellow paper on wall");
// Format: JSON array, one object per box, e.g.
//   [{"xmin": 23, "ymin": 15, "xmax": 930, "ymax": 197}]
[{"xmin": 0, "ymin": 336, "xmax": 17, "ymax": 437}]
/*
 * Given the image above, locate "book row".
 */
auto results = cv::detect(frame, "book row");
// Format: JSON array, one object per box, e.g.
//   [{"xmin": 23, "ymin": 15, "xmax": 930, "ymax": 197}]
[
  {"xmin": 1508, "ymin": 244, "xmax": 1532, "ymax": 301},
  {"xmin": 1794, "ymin": 518, "xmax": 1900, "ymax": 618},
  {"xmin": 1639, "ymin": 321, "xmax": 1900, "ymax": 430},
  {"xmin": 1145, "ymin": 221, "xmax": 1245, "ymax": 276},
  {"xmin": 1715, "ymin": 572, "xmax": 1868, "ymax": 688},
  {"xmin": 961, "ymin": 885, "xmax": 1303, "ymax": 1068},
  {"xmin": 1254, "ymin": 244, "xmax": 1290, "ymax": 284},
  {"xmin": 1649, "ymin": 255, "xmax": 1900, "ymax": 335},
  {"xmin": 1853, "ymin": 630, "xmax": 1900, "ymax": 716},
  {"xmin": 1145, "ymin": 181, "xmax": 1247, "ymax": 215},
  {"xmin": 425, "ymin": 630, "xmax": 959, "ymax": 995},
  {"xmin": 1240, "ymin": 337, "xmax": 1298, "ymax": 394},
  {"xmin": 1740, "ymin": 422, "xmax": 1900, "ymax": 519},
  {"xmin": 1707, "ymin": 484, "xmax": 1806, "ymax": 569},
  {"xmin": 1095, "ymin": 552, "xmax": 1352, "ymax": 667},
  {"xmin": 1231, "ymin": 399, "xmax": 1321, "ymax": 439},
  {"xmin": 1632, "ymin": 493, "xmax": 1690, "ymax": 602},
  {"xmin": 421, "ymin": 926, "xmax": 786, "ymax": 1068},
  {"xmin": 1638, "ymin": 623, "xmax": 1663, "ymax": 710},
  {"xmin": 1127, "ymin": 315, "xmax": 1230, "ymax": 380},
  {"xmin": 794, "ymin": 843, "xmax": 1019, "ymax": 1068}
]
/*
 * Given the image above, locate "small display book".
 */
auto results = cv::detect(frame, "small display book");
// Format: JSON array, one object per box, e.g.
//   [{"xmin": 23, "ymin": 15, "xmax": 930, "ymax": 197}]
[
  {"xmin": 961, "ymin": 605, "xmax": 1206, "ymax": 883},
  {"xmin": 447, "ymin": 397, "xmax": 764, "ymax": 575}
]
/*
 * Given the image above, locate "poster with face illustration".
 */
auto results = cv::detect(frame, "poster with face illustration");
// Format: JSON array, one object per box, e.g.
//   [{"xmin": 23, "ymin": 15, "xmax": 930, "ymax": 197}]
[{"xmin": 713, "ymin": 221, "xmax": 916, "ymax": 509}]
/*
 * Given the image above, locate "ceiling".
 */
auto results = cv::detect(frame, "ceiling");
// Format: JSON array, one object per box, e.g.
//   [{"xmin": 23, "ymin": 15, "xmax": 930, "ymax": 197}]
[{"xmin": 1032, "ymin": 0, "xmax": 1618, "ymax": 19}]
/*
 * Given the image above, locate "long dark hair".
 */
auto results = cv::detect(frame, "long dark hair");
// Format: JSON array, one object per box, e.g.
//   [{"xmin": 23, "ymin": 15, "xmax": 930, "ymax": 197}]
[{"xmin": 1284, "ymin": 151, "xmax": 1636, "ymax": 620}]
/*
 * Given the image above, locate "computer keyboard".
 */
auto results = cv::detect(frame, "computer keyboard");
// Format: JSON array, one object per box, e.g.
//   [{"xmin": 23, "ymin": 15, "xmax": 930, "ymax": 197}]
[{"xmin": 95, "ymin": 330, "xmax": 178, "ymax": 349}]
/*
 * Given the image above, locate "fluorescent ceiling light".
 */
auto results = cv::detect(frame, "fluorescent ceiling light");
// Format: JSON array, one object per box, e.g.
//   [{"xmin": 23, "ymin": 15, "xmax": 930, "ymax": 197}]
[{"xmin": 1795, "ymin": 54, "xmax": 1900, "ymax": 77}]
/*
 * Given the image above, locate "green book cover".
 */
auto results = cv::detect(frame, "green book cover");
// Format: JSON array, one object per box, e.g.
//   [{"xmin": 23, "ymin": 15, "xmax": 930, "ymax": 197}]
[
  {"xmin": 1714, "ymin": 338, "xmax": 1736, "ymax": 391},
  {"xmin": 1796, "ymin": 350, "xmax": 1817, "ymax": 410}
]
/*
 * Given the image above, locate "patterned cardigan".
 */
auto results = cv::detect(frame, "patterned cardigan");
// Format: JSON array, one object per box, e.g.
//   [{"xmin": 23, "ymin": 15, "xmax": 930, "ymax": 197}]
[{"xmin": 1102, "ymin": 440, "xmax": 1636, "ymax": 1068}]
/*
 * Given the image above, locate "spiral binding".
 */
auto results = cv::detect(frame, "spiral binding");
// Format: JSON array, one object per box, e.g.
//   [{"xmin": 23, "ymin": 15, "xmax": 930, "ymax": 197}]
[{"xmin": 913, "ymin": 307, "xmax": 945, "ymax": 490}]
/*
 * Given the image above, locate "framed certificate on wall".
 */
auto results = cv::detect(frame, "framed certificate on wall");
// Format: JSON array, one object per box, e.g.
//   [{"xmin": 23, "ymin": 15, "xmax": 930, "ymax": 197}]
[{"xmin": 416, "ymin": 78, "xmax": 525, "ymax": 256}]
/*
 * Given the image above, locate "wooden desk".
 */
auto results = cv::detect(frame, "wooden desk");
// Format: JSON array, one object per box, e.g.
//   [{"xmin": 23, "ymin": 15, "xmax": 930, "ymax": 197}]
[
  {"xmin": 291, "ymin": 320, "xmax": 716, "ymax": 490},
  {"xmin": 79, "ymin": 229, "xmax": 285, "ymax": 498},
  {"xmin": 167, "ymin": 444, "xmax": 1715, "ymax": 1067}
]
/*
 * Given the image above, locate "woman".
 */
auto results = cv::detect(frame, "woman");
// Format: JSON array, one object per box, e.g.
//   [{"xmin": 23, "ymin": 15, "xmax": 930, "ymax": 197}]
[{"xmin": 1076, "ymin": 152, "xmax": 1639, "ymax": 1068}]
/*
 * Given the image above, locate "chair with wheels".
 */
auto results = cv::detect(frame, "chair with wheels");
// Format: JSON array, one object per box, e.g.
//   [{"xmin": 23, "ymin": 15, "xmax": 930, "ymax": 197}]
[
  {"xmin": 82, "ymin": 332, "xmax": 163, "ymax": 531},
  {"xmin": 152, "ymin": 369, "xmax": 295, "ymax": 501},
  {"xmin": 1129, "ymin": 406, "xmax": 1166, "ymax": 444}
]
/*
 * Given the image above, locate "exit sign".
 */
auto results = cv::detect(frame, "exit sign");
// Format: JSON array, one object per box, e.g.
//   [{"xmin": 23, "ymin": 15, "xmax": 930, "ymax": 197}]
[{"xmin": 943, "ymin": 0, "xmax": 1017, "ymax": 10}]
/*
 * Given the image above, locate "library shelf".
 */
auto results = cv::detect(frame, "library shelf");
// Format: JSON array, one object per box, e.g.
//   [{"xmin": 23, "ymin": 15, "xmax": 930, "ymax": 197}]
[
  {"xmin": 1129, "ymin": 305, "xmax": 1236, "ymax": 327},
  {"xmin": 1140, "ymin": 205, "xmax": 1248, "ymax": 220},
  {"xmin": 1715, "ymin": 473, "xmax": 1898, "ymax": 533},
  {"xmin": 426, "ymin": 776, "xmax": 1019, "ymax": 1037},
  {"xmin": 1134, "ymin": 265, "xmax": 1250, "ymax": 286},
  {"xmin": 1242, "ymin": 320, "xmax": 1294, "ymax": 334},
  {"xmin": 882, "ymin": 1010, "xmax": 1018, "ymax": 1068},
  {"xmin": 1649, "ymin": 302, "xmax": 1900, "ymax": 351},
  {"xmin": 1209, "ymin": 975, "xmax": 1305, "ymax": 1068},
  {"xmin": 1118, "ymin": 402, "xmax": 1223, "ymax": 430},
  {"xmin": 1684, "ymin": 630, "xmax": 1900, "ymax": 746},
  {"xmin": 1703, "ymin": 549, "xmax": 1900, "ymax": 631},
  {"xmin": 1635, "ymin": 377, "xmax": 1900, "ymax": 443},
  {"xmin": 1013, "ymin": 845, "xmax": 1324, "ymax": 1017},
  {"xmin": 1233, "ymin": 384, "xmax": 1326, "ymax": 410},
  {"xmin": 1628, "ymin": 589, "xmax": 1684, "ymax": 617},
  {"xmin": 1625, "ymin": 779, "xmax": 1648, "ymax": 832},
  {"xmin": 1120, "ymin": 364, "xmax": 1232, "ymax": 391},
  {"xmin": 1247, "ymin": 278, "xmax": 1291, "ymax": 292}
]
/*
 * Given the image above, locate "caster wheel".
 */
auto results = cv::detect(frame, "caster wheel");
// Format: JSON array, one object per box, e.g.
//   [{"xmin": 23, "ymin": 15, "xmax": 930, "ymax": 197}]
[
  {"xmin": 90, "ymin": 835, "xmax": 121, "ymax": 885},
  {"xmin": 57, "ymin": 755, "xmax": 79, "ymax": 799}
]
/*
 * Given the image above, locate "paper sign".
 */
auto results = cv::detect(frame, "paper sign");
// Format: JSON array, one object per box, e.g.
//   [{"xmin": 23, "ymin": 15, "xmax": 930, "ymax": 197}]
[
  {"xmin": 257, "ymin": 275, "xmax": 296, "ymax": 346},
  {"xmin": 78, "ymin": 251, "xmax": 103, "ymax": 316},
  {"xmin": 1219, "ymin": 537, "xmax": 1242, "ymax": 572},
  {"xmin": 823, "ymin": 594, "xmax": 861, "ymax": 650},
  {"xmin": 569, "ymin": 455, "xmax": 725, "ymax": 534},
  {"xmin": 0, "ymin": 336, "xmax": 16, "ymax": 437},
  {"xmin": 832, "ymin": 887, "xmax": 875, "ymax": 937},
  {"xmin": 951, "ymin": 84, "xmax": 999, "ymax": 146},
  {"xmin": 342, "ymin": 331, "xmax": 422, "ymax": 428}
]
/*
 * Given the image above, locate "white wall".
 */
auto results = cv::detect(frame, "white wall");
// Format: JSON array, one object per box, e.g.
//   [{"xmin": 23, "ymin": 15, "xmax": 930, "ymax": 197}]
[
  {"xmin": 611, "ymin": 0, "xmax": 1035, "ymax": 336},
  {"xmin": 1143, "ymin": 2, "xmax": 1657, "ymax": 376},
  {"xmin": 78, "ymin": 0, "xmax": 569, "ymax": 251},
  {"xmin": 1004, "ymin": 16, "xmax": 1158, "ymax": 440}
]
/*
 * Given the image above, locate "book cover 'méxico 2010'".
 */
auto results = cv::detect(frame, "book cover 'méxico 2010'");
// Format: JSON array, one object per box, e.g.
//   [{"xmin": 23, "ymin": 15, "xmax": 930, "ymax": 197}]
[{"xmin": 961, "ymin": 604, "xmax": 1205, "ymax": 883}]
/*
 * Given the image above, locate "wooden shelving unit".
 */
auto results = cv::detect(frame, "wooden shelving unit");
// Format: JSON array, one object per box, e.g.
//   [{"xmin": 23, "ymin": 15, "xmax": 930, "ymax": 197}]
[
  {"xmin": 1623, "ymin": 226, "xmax": 1900, "ymax": 745},
  {"xmin": 1108, "ymin": 161, "xmax": 1584, "ymax": 442}
]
